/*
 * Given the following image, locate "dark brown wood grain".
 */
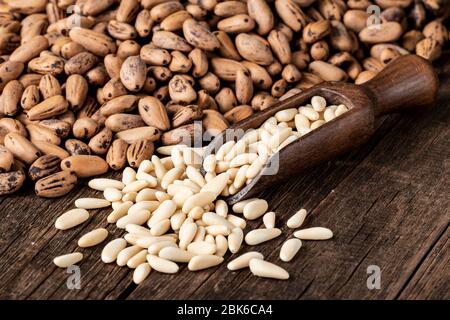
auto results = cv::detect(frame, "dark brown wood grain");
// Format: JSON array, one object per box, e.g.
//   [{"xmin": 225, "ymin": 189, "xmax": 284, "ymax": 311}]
[{"xmin": 0, "ymin": 54, "xmax": 448, "ymax": 300}]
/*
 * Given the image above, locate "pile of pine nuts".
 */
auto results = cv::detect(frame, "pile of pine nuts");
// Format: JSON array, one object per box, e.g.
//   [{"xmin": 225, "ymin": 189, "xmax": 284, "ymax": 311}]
[
  {"xmin": 0, "ymin": 0, "xmax": 448, "ymax": 197},
  {"xmin": 53, "ymin": 162, "xmax": 332, "ymax": 281}
]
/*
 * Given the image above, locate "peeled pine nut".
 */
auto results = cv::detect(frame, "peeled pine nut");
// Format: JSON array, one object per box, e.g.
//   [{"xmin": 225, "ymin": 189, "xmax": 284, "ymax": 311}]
[
  {"xmin": 107, "ymin": 201, "xmax": 134, "ymax": 223},
  {"xmin": 280, "ymin": 239, "xmax": 302, "ymax": 262},
  {"xmin": 232, "ymin": 198, "xmax": 257, "ymax": 213},
  {"xmin": 127, "ymin": 250, "xmax": 148, "ymax": 269},
  {"xmin": 215, "ymin": 235, "xmax": 228, "ymax": 257},
  {"xmin": 205, "ymin": 225, "xmax": 230, "ymax": 236},
  {"xmin": 187, "ymin": 241, "xmax": 216, "ymax": 255},
  {"xmin": 179, "ymin": 222, "xmax": 197, "ymax": 250},
  {"xmin": 287, "ymin": 209, "xmax": 307, "ymax": 229},
  {"xmin": 53, "ymin": 252, "xmax": 83, "ymax": 268},
  {"xmin": 122, "ymin": 180, "xmax": 148, "ymax": 193},
  {"xmin": 323, "ymin": 108, "xmax": 336, "ymax": 122},
  {"xmin": 243, "ymin": 199, "xmax": 268, "ymax": 220},
  {"xmin": 268, "ymin": 127, "xmax": 291, "ymax": 150},
  {"xmin": 227, "ymin": 252, "xmax": 264, "ymax": 271},
  {"xmin": 249, "ymin": 259, "xmax": 289, "ymax": 280},
  {"xmin": 245, "ymin": 228, "xmax": 281, "ymax": 245},
  {"xmin": 55, "ymin": 208, "xmax": 89, "ymax": 230},
  {"xmin": 133, "ymin": 263, "xmax": 151, "ymax": 284},
  {"xmin": 294, "ymin": 227, "xmax": 333, "ymax": 240},
  {"xmin": 146, "ymin": 254, "xmax": 179, "ymax": 274},
  {"xmin": 228, "ymin": 227, "xmax": 243, "ymax": 253},
  {"xmin": 202, "ymin": 211, "xmax": 234, "ymax": 229},
  {"xmin": 117, "ymin": 245, "xmax": 142, "ymax": 266},
  {"xmin": 155, "ymin": 191, "xmax": 171, "ymax": 202},
  {"xmin": 148, "ymin": 241, "xmax": 177, "ymax": 255},
  {"xmin": 227, "ymin": 214, "xmax": 246, "ymax": 229},
  {"xmin": 136, "ymin": 188, "xmax": 158, "ymax": 202},
  {"xmin": 116, "ymin": 210, "xmax": 150, "ymax": 229},
  {"xmin": 75, "ymin": 198, "xmax": 111, "ymax": 209},
  {"xmin": 275, "ymin": 108, "xmax": 298, "ymax": 122},
  {"xmin": 310, "ymin": 120, "xmax": 326, "ymax": 130},
  {"xmin": 245, "ymin": 159, "xmax": 263, "ymax": 180},
  {"xmin": 200, "ymin": 172, "xmax": 229, "ymax": 195},
  {"xmin": 186, "ymin": 166, "xmax": 206, "ymax": 187},
  {"xmin": 224, "ymin": 140, "xmax": 246, "ymax": 162},
  {"xmin": 215, "ymin": 141, "xmax": 234, "ymax": 161},
  {"xmin": 229, "ymin": 153, "xmax": 258, "ymax": 168},
  {"xmin": 159, "ymin": 247, "xmax": 192, "ymax": 263},
  {"xmin": 88, "ymin": 178, "xmax": 125, "ymax": 191},
  {"xmin": 233, "ymin": 164, "xmax": 249, "ymax": 189},
  {"xmin": 294, "ymin": 113, "xmax": 310, "ymax": 131},
  {"xmin": 122, "ymin": 192, "xmax": 137, "ymax": 202},
  {"xmin": 101, "ymin": 238, "xmax": 127, "ymax": 263},
  {"xmin": 188, "ymin": 255, "xmax": 224, "ymax": 271},
  {"xmin": 148, "ymin": 200, "xmax": 177, "ymax": 227},
  {"xmin": 263, "ymin": 212, "xmax": 276, "ymax": 229},
  {"xmin": 311, "ymin": 96, "xmax": 327, "ymax": 112},
  {"xmin": 215, "ymin": 200, "xmax": 228, "ymax": 217},
  {"xmin": 182, "ymin": 192, "xmax": 216, "ymax": 214},
  {"xmin": 188, "ymin": 206, "xmax": 204, "ymax": 220},
  {"xmin": 137, "ymin": 160, "xmax": 154, "ymax": 173},
  {"xmin": 104, "ymin": 188, "xmax": 123, "ymax": 202},
  {"xmin": 335, "ymin": 104, "xmax": 349, "ymax": 117},
  {"xmin": 78, "ymin": 228, "xmax": 109, "ymax": 248},
  {"xmin": 122, "ymin": 167, "xmax": 137, "ymax": 185},
  {"xmin": 161, "ymin": 167, "xmax": 184, "ymax": 189},
  {"xmin": 299, "ymin": 106, "xmax": 320, "ymax": 121},
  {"xmin": 126, "ymin": 224, "xmax": 153, "ymax": 236},
  {"xmin": 150, "ymin": 219, "xmax": 171, "ymax": 236},
  {"xmin": 203, "ymin": 154, "xmax": 216, "ymax": 172},
  {"xmin": 135, "ymin": 172, "xmax": 158, "ymax": 187}
]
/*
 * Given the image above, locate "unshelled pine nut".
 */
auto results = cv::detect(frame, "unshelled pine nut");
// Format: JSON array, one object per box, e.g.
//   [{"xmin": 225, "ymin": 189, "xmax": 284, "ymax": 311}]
[
  {"xmin": 249, "ymin": 259, "xmax": 289, "ymax": 280},
  {"xmin": 55, "ymin": 208, "xmax": 89, "ymax": 230},
  {"xmin": 53, "ymin": 252, "xmax": 83, "ymax": 268},
  {"xmin": 294, "ymin": 227, "xmax": 333, "ymax": 240},
  {"xmin": 78, "ymin": 228, "xmax": 109, "ymax": 248},
  {"xmin": 227, "ymin": 252, "xmax": 264, "ymax": 271},
  {"xmin": 280, "ymin": 239, "xmax": 302, "ymax": 262},
  {"xmin": 287, "ymin": 209, "xmax": 307, "ymax": 229}
]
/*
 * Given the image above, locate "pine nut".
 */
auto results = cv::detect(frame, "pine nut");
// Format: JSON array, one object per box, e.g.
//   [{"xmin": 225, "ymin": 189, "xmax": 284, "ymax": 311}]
[
  {"xmin": 151, "ymin": 156, "xmax": 167, "ymax": 180},
  {"xmin": 203, "ymin": 154, "xmax": 216, "ymax": 172},
  {"xmin": 294, "ymin": 113, "xmax": 310, "ymax": 132},
  {"xmin": 128, "ymin": 201, "xmax": 159, "ymax": 215},
  {"xmin": 233, "ymin": 164, "xmax": 249, "ymax": 189},
  {"xmin": 200, "ymin": 172, "xmax": 230, "ymax": 195},
  {"xmin": 294, "ymin": 227, "xmax": 333, "ymax": 240},
  {"xmin": 224, "ymin": 140, "xmax": 246, "ymax": 162},
  {"xmin": 188, "ymin": 255, "xmax": 224, "ymax": 271},
  {"xmin": 78, "ymin": 228, "xmax": 109, "ymax": 248},
  {"xmin": 150, "ymin": 219, "xmax": 171, "ymax": 236},
  {"xmin": 187, "ymin": 241, "xmax": 216, "ymax": 255},
  {"xmin": 227, "ymin": 214, "xmax": 247, "ymax": 229},
  {"xmin": 215, "ymin": 200, "xmax": 228, "ymax": 217},
  {"xmin": 55, "ymin": 208, "xmax": 89, "ymax": 230},
  {"xmin": 122, "ymin": 167, "xmax": 137, "ymax": 185},
  {"xmin": 133, "ymin": 263, "xmax": 151, "ymax": 284},
  {"xmin": 275, "ymin": 108, "xmax": 298, "ymax": 122},
  {"xmin": 53, "ymin": 252, "xmax": 83, "ymax": 268},
  {"xmin": 126, "ymin": 249, "xmax": 148, "ymax": 269},
  {"xmin": 101, "ymin": 238, "xmax": 127, "ymax": 263},
  {"xmin": 155, "ymin": 191, "xmax": 171, "ymax": 202},
  {"xmin": 205, "ymin": 225, "xmax": 231, "ymax": 236},
  {"xmin": 182, "ymin": 192, "xmax": 217, "ymax": 214},
  {"xmin": 135, "ymin": 172, "xmax": 158, "ymax": 187},
  {"xmin": 215, "ymin": 235, "xmax": 228, "ymax": 257},
  {"xmin": 136, "ymin": 188, "xmax": 158, "ymax": 202},
  {"xmin": 122, "ymin": 180, "xmax": 149, "ymax": 193},
  {"xmin": 287, "ymin": 209, "xmax": 307, "ymax": 229},
  {"xmin": 243, "ymin": 199, "xmax": 268, "ymax": 220},
  {"xmin": 263, "ymin": 211, "xmax": 276, "ymax": 229},
  {"xmin": 311, "ymin": 96, "xmax": 327, "ymax": 112},
  {"xmin": 117, "ymin": 245, "xmax": 142, "ymax": 266},
  {"xmin": 146, "ymin": 254, "xmax": 179, "ymax": 274},
  {"xmin": 202, "ymin": 212, "xmax": 235, "ymax": 229},
  {"xmin": 122, "ymin": 192, "xmax": 137, "ymax": 202},
  {"xmin": 249, "ymin": 259, "xmax": 289, "ymax": 280},
  {"xmin": 126, "ymin": 224, "xmax": 153, "ymax": 236},
  {"xmin": 268, "ymin": 127, "xmax": 292, "ymax": 150},
  {"xmin": 335, "ymin": 104, "xmax": 349, "ymax": 117},
  {"xmin": 299, "ymin": 106, "xmax": 320, "ymax": 121},
  {"xmin": 245, "ymin": 228, "xmax": 281, "ymax": 245},
  {"xmin": 137, "ymin": 160, "xmax": 154, "ymax": 173},
  {"xmin": 107, "ymin": 201, "xmax": 134, "ymax": 223},
  {"xmin": 179, "ymin": 222, "xmax": 197, "ymax": 250},
  {"xmin": 136, "ymin": 236, "xmax": 176, "ymax": 249},
  {"xmin": 232, "ymin": 198, "xmax": 257, "ymax": 213},
  {"xmin": 280, "ymin": 238, "xmax": 302, "ymax": 262},
  {"xmin": 186, "ymin": 166, "xmax": 206, "ymax": 187},
  {"xmin": 171, "ymin": 211, "xmax": 187, "ymax": 231},
  {"xmin": 229, "ymin": 153, "xmax": 258, "ymax": 168},
  {"xmin": 188, "ymin": 206, "xmax": 204, "ymax": 220},
  {"xmin": 88, "ymin": 178, "xmax": 125, "ymax": 191},
  {"xmin": 323, "ymin": 108, "xmax": 336, "ymax": 122},
  {"xmin": 161, "ymin": 167, "xmax": 184, "ymax": 189},
  {"xmin": 228, "ymin": 227, "xmax": 244, "ymax": 253},
  {"xmin": 148, "ymin": 200, "xmax": 177, "ymax": 227},
  {"xmin": 75, "ymin": 198, "xmax": 111, "ymax": 209},
  {"xmin": 148, "ymin": 241, "xmax": 177, "ymax": 255},
  {"xmin": 159, "ymin": 247, "xmax": 192, "ymax": 263},
  {"xmin": 104, "ymin": 188, "xmax": 123, "ymax": 202},
  {"xmin": 310, "ymin": 120, "xmax": 326, "ymax": 130},
  {"xmin": 116, "ymin": 210, "xmax": 150, "ymax": 229},
  {"xmin": 227, "ymin": 252, "xmax": 264, "ymax": 271},
  {"xmin": 193, "ymin": 225, "xmax": 206, "ymax": 242}
]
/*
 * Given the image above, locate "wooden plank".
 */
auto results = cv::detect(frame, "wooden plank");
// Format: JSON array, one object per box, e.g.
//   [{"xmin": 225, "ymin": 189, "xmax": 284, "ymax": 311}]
[
  {"xmin": 397, "ymin": 227, "xmax": 449, "ymax": 300},
  {"xmin": 0, "ymin": 55, "xmax": 448, "ymax": 300}
]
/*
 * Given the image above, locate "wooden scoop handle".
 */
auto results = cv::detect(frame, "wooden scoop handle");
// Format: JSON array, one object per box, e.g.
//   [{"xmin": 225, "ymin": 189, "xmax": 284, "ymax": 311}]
[{"xmin": 362, "ymin": 55, "xmax": 439, "ymax": 117}]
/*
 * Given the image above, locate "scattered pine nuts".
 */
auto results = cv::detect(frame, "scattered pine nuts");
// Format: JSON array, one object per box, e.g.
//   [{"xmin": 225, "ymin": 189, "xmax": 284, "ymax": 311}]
[
  {"xmin": 227, "ymin": 252, "xmax": 264, "ymax": 271},
  {"xmin": 249, "ymin": 259, "xmax": 290, "ymax": 280},
  {"xmin": 55, "ymin": 209, "xmax": 89, "ymax": 230},
  {"xmin": 294, "ymin": 227, "xmax": 333, "ymax": 240},
  {"xmin": 245, "ymin": 228, "xmax": 282, "ymax": 246},
  {"xmin": 53, "ymin": 253, "xmax": 83, "ymax": 268},
  {"xmin": 287, "ymin": 209, "xmax": 308, "ymax": 229},
  {"xmin": 78, "ymin": 228, "xmax": 109, "ymax": 248},
  {"xmin": 280, "ymin": 239, "xmax": 302, "ymax": 262}
]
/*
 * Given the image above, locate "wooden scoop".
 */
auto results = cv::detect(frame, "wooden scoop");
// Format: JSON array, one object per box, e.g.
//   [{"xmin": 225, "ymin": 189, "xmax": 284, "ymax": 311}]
[{"xmin": 204, "ymin": 55, "xmax": 439, "ymax": 205}]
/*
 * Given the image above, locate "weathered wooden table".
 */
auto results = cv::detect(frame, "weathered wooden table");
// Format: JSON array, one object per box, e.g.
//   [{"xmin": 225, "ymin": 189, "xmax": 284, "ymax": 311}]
[{"xmin": 0, "ymin": 54, "xmax": 448, "ymax": 300}]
